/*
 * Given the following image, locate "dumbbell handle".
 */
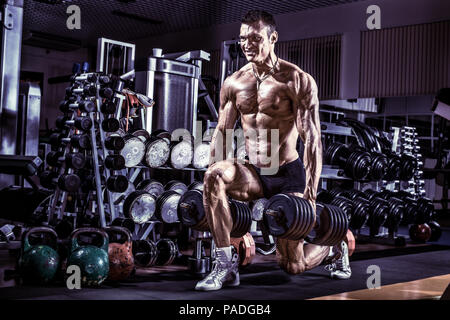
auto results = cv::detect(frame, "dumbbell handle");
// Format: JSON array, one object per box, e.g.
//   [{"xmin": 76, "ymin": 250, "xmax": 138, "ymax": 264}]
[
  {"xmin": 74, "ymin": 73, "xmax": 97, "ymax": 82},
  {"xmin": 265, "ymin": 208, "xmax": 284, "ymax": 219}
]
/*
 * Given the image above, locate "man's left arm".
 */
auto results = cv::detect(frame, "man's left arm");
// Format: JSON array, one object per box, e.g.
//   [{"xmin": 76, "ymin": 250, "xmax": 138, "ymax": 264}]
[{"xmin": 295, "ymin": 73, "xmax": 322, "ymax": 206}]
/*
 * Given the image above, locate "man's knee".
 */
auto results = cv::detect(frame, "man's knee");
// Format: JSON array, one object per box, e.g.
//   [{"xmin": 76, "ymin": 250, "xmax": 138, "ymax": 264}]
[{"xmin": 277, "ymin": 257, "xmax": 307, "ymax": 275}]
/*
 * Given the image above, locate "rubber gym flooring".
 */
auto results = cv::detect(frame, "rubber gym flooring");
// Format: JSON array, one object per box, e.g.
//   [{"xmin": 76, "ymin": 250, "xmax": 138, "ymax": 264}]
[{"xmin": 1, "ymin": 227, "xmax": 450, "ymax": 300}]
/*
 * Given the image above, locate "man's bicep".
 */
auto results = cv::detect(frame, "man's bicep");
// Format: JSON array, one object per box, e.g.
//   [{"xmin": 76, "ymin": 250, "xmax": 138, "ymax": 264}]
[
  {"xmin": 217, "ymin": 79, "xmax": 238, "ymax": 130},
  {"xmin": 296, "ymin": 74, "xmax": 320, "ymax": 139}
]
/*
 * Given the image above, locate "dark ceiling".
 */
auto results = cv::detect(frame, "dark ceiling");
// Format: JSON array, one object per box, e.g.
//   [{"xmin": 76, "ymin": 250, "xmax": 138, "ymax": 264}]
[{"xmin": 23, "ymin": 0, "xmax": 366, "ymax": 47}]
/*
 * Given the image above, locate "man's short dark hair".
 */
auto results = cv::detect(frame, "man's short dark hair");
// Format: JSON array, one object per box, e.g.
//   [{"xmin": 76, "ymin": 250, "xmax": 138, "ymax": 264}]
[{"xmin": 241, "ymin": 10, "xmax": 276, "ymax": 35}]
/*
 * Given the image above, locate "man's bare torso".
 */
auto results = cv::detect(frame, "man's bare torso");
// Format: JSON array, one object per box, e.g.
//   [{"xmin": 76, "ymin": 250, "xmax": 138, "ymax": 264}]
[{"xmin": 225, "ymin": 58, "xmax": 305, "ymax": 168}]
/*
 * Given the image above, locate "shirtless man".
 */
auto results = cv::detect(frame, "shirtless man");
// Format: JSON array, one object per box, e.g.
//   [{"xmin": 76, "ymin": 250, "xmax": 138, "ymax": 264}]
[{"xmin": 195, "ymin": 10, "xmax": 351, "ymax": 291}]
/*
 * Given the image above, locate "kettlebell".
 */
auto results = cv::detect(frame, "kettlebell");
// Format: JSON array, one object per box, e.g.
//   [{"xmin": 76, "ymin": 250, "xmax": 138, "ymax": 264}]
[
  {"xmin": 67, "ymin": 228, "xmax": 109, "ymax": 287},
  {"xmin": 427, "ymin": 220, "xmax": 442, "ymax": 242},
  {"xmin": 20, "ymin": 227, "xmax": 60, "ymax": 285},
  {"xmin": 105, "ymin": 226, "xmax": 134, "ymax": 282},
  {"xmin": 409, "ymin": 223, "xmax": 432, "ymax": 242}
]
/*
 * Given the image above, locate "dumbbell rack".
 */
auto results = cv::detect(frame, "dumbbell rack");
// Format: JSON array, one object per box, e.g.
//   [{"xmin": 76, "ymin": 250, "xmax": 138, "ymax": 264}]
[
  {"xmin": 355, "ymin": 126, "xmax": 425, "ymax": 246},
  {"xmin": 41, "ymin": 70, "xmax": 131, "ymax": 232},
  {"xmin": 386, "ymin": 127, "xmax": 425, "ymax": 198}
]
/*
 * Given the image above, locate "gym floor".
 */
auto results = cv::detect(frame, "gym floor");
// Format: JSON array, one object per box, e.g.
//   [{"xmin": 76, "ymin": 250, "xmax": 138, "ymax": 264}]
[{"xmin": 1, "ymin": 225, "xmax": 449, "ymax": 300}]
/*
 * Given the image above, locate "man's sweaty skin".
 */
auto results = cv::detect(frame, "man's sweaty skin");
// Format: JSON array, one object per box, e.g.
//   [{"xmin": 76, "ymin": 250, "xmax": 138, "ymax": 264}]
[{"xmin": 204, "ymin": 19, "xmax": 327, "ymax": 274}]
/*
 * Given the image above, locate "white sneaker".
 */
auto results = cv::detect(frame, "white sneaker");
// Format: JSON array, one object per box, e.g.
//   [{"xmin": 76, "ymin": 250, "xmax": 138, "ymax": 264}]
[
  {"xmin": 325, "ymin": 241, "xmax": 352, "ymax": 280},
  {"xmin": 195, "ymin": 246, "xmax": 240, "ymax": 291}
]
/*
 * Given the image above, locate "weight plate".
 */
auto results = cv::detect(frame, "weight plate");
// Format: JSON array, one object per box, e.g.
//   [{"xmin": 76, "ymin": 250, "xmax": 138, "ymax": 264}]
[
  {"xmin": 136, "ymin": 179, "xmax": 165, "ymax": 198},
  {"xmin": 187, "ymin": 181, "xmax": 204, "ymax": 192},
  {"xmin": 151, "ymin": 129, "xmax": 172, "ymax": 144},
  {"xmin": 123, "ymin": 190, "xmax": 156, "ymax": 224},
  {"xmin": 263, "ymin": 194, "xmax": 298, "ymax": 238},
  {"xmin": 290, "ymin": 196, "xmax": 306, "ymax": 240},
  {"xmin": 131, "ymin": 129, "xmax": 151, "ymax": 143},
  {"xmin": 192, "ymin": 143, "xmax": 210, "ymax": 169},
  {"xmin": 145, "ymin": 137, "xmax": 170, "ymax": 168},
  {"xmin": 132, "ymin": 240, "xmax": 155, "ymax": 267},
  {"xmin": 324, "ymin": 205, "xmax": 340, "ymax": 246},
  {"xmin": 251, "ymin": 198, "xmax": 268, "ymax": 222},
  {"xmin": 156, "ymin": 190, "xmax": 181, "ymax": 224},
  {"xmin": 170, "ymin": 141, "xmax": 193, "ymax": 169},
  {"xmin": 120, "ymin": 135, "xmax": 146, "ymax": 167},
  {"xmin": 165, "ymin": 180, "xmax": 188, "ymax": 195},
  {"xmin": 178, "ymin": 189, "xmax": 206, "ymax": 229}
]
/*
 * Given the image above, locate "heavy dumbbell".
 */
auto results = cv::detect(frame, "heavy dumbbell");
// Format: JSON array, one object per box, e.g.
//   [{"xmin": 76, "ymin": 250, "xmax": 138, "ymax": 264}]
[
  {"xmin": 132, "ymin": 239, "xmax": 158, "ymax": 267},
  {"xmin": 131, "ymin": 129, "xmax": 152, "ymax": 143},
  {"xmin": 123, "ymin": 191, "xmax": 156, "ymax": 224},
  {"xmin": 366, "ymin": 197, "xmax": 389, "ymax": 235},
  {"xmin": 99, "ymin": 87, "xmax": 114, "ymax": 99},
  {"xmin": 400, "ymin": 154, "xmax": 417, "ymax": 181},
  {"xmin": 81, "ymin": 174, "xmax": 106, "ymax": 192},
  {"xmin": 177, "ymin": 190, "xmax": 252, "ymax": 237},
  {"xmin": 263, "ymin": 194, "xmax": 317, "ymax": 241},
  {"xmin": 316, "ymin": 189, "xmax": 333, "ymax": 204},
  {"xmin": 369, "ymin": 152, "xmax": 388, "ymax": 180},
  {"xmin": 104, "ymin": 155, "xmax": 126, "ymax": 170},
  {"xmin": 56, "ymin": 116, "xmax": 92, "ymax": 131},
  {"xmin": 192, "ymin": 142, "xmax": 210, "ymax": 169},
  {"xmin": 136, "ymin": 179, "xmax": 165, "ymax": 198},
  {"xmin": 304, "ymin": 203, "xmax": 349, "ymax": 246},
  {"xmin": 187, "ymin": 181, "xmax": 204, "ymax": 192},
  {"xmin": 170, "ymin": 140, "xmax": 193, "ymax": 169},
  {"xmin": 101, "ymin": 118, "xmax": 120, "ymax": 132},
  {"xmin": 40, "ymin": 171, "xmax": 81, "ymax": 192},
  {"xmin": 144, "ymin": 136, "xmax": 170, "ymax": 168},
  {"xmin": 105, "ymin": 136, "xmax": 125, "ymax": 151},
  {"xmin": 415, "ymin": 197, "xmax": 435, "ymax": 224},
  {"xmin": 384, "ymin": 153, "xmax": 401, "ymax": 181},
  {"xmin": 155, "ymin": 238, "xmax": 178, "ymax": 266},
  {"xmin": 151, "ymin": 129, "xmax": 171, "ymax": 143},
  {"xmin": 330, "ymin": 196, "xmax": 353, "ymax": 221},
  {"xmin": 49, "ymin": 133, "xmax": 91, "ymax": 149},
  {"xmin": 66, "ymin": 85, "xmax": 96, "ymax": 97},
  {"xmin": 164, "ymin": 180, "xmax": 188, "ymax": 195},
  {"xmin": 46, "ymin": 151, "xmax": 86, "ymax": 169},
  {"xmin": 120, "ymin": 134, "xmax": 146, "ymax": 167},
  {"xmin": 155, "ymin": 190, "xmax": 182, "ymax": 224},
  {"xmin": 100, "ymin": 101, "xmax": 116, "ymax": 114},
  {"xmin": 325, "ymin": 142, "xmax": 371, "ymax": 181},
  {"xmin": 106, "ymin": 175, "xmax": 129, "ymax": 193},
  {"xmin": 59, "ymin": 99, "xmax": 96, "ymax": 113},
  {"xmin": 112, "ymin": 217, "xmax": 135, "ymax": 234}
]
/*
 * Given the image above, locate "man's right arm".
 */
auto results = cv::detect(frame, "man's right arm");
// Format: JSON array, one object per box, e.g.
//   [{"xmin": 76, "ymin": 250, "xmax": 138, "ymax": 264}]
[{"xmin": 209, "ymin": 77, "xmax": 238, "ymax": 164}]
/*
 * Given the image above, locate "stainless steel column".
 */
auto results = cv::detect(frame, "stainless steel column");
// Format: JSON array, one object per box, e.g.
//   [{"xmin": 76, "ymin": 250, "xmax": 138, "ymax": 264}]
[{"xmin": 0, "ymin": 0, "xmax": 23, "ymax": 189}]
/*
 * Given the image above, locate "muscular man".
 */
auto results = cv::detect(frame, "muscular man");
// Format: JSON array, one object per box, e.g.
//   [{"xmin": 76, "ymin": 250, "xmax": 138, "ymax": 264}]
[{"xmin": 195, "ymin": 10, "xmax": 351, "ymax": 291}]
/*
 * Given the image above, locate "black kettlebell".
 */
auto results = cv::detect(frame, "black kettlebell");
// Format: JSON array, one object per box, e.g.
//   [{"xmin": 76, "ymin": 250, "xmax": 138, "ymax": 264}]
[{"xmin": 427, "ymin": 220, "xmax": 442, "ymax": 242}]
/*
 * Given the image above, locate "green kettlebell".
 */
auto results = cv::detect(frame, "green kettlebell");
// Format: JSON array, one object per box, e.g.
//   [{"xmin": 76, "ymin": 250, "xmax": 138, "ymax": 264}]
[
  {"xmin": 67, "ymin": 227, "xmax": 109, "ymax": 287},
  {"xmin": 20, "ymin": 227, "xmax": 60, "ymax": 284}
]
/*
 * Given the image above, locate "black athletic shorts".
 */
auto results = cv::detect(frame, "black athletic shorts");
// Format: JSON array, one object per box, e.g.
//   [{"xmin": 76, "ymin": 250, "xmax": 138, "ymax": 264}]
[{"xmin": 251, "ymin": 157, "xmax": 306, "ymax": 199}]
